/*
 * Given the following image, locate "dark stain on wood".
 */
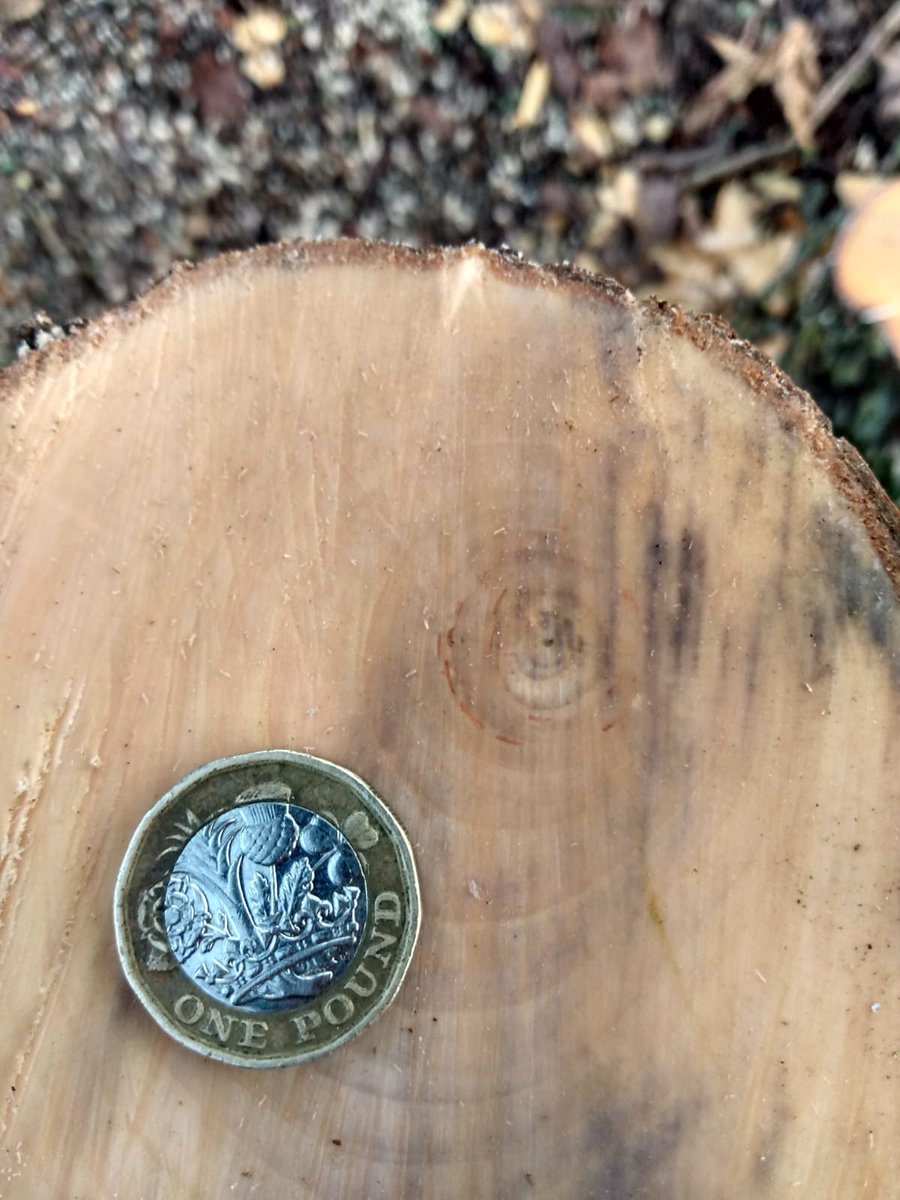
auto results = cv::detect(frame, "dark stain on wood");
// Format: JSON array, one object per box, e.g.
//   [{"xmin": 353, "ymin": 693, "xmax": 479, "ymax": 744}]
[
  {"xmin": 744, "ymin": 610, "xmax": 764, "ymax": 702},
  {"xmin": 815, "ymin": 514, "xmax": 900, "ymax": 685},
  {"xmin": 644, "ymin": 501, "xmax": 667, "ymax": 661},
  {"xmin": 581, "ymin": 1102, "xmax": 687, "ymax": 1198},
  {"xmin": 670, "ymin": 528, "xmax": 705, "ymax": 669},
  {"xmin": 600, "ymin": 451, "xmax": 620, "ymax": 683},
  {"xmin": 806, "ymin": 605, "xmax": 833, "ymax": 683}
]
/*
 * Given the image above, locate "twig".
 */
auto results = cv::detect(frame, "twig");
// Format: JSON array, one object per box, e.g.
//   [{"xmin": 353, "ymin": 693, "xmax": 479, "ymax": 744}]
[
  {"xmin": 812, "ymin": 0, "xmax": 900, "ymax": 129},
  {"xmin": 632, "ymin": 143, "xmax": 724, "ymax": 175},
  {"xmin": 690, "ymin": 136, "xmax": 797, "ymax": 189},
  {"xmin": 687, "ymin": 0, "xmax": 900, "ymax": 189}
]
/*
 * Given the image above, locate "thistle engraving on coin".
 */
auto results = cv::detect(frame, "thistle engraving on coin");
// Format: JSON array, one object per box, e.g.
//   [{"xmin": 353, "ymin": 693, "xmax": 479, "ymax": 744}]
[{"xmin": 115, "ymin": 751, "xmax": 420, "ymax": 1067}]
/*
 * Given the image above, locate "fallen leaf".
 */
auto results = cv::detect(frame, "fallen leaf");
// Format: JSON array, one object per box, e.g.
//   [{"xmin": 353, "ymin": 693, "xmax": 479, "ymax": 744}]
[
  {"xmin": 684, "ymin": 18, "xmax": 820, "ymax": 148},
  {"xmin": 469, "ymin": 2, "xmax": 534, "ymax": 53},
  {"xmin": 232, "ymin": 8, "xmax": 287, "ymax": 53},
  {"xmin": 695, "ymin": 181, "xmax": 760, "ymax": 253},
  {"xmin": 571, "ymin": 112, "xmax": 614, "ymax": 160},
  {"xmin": 729, "ymin": 232, "xmax": 797, "ymax": 299},
  {"xmin": 835, "ymin": 172, "xmax": 890, "ymax": 211},
  {"xmin": 771, "ymin": 19, "xmax": 820, "ymax": 149},
  {"xmin": 241, "ymin": 47, "xmax": 285, "ymax": 91},
  {"xmin": 432, "ymin": 0, "xmax": 469, "ymax": 36},
  {"xmin": 12, "ymin": 96, "xmax": 38, "ymax": 117},
  {"xmin": 707, "ymin": 32, "xmax": 756, "ymax": 68},
  {"xmin": 584, "ymin": 167, "xmax": 640, "ymax": 248},
  {"xmin": 758, "ymin": 331, "xmax": 790, "ymax": 360},
  {"xmin": 0, "ymin": 0, "xmax": 44, "ymax": 20},
  {"xmin": 645, "ymin": 176, "xmax": 802, "ymax": 312},
  {"xmin": 605, "ymin": 167, "xmax": 640, "ymax": 221},
  {"xmin": 683, "ymin": 34, "xmax": 762, "ymax": 134},
  {"xmin": 584, "ymin": 205, "xmax": 620, "ymax": 250},
  {"xmin": 230, "ymin": 8, "xmax": 287, "ymax": 91},
  {"xmin": 512, "ymin": 58, "xmax": 551, "ymax": 129},
  {"xmin": 751, "ymin": 171, "xmax": 804, "ymax": 204},
  {"xmin": 580, "ymin": 69, "xmax": 625, "ymax": 113},
  {"xmin": 189, "ymin": 53, "xmax": 248, "ymax": 125},
  {"xmin": 598, "ymin": 10, "xmax": 671, "ymax": 96},
  {"xmin": 644, "ymin": 241, "xmax": 735, "ymax": 311}
]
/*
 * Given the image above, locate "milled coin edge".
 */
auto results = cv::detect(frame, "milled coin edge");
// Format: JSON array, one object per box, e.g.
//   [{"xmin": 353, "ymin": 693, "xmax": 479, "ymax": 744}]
[{"xmin": 113, "ymin": 748, "xmax": 421, "ymax": 1069}]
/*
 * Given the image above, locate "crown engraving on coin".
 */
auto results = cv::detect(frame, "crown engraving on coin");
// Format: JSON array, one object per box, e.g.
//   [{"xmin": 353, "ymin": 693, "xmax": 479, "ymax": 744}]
[{"xmin": 114, "ymin": 751, "xmax": 420, "ymax": 1067}]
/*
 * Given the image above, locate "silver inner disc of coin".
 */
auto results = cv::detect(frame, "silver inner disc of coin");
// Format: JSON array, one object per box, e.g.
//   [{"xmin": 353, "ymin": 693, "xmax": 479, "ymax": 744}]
[{"xmin": 164, "ymin": 795, "xmax": 367, "ymax": 1013}]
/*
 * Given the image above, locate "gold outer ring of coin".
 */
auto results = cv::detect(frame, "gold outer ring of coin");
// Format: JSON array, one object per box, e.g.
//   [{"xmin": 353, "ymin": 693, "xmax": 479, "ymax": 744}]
[{"xmin": 113, "ymin": 749, "xmax": 421, "ymax": 1068}]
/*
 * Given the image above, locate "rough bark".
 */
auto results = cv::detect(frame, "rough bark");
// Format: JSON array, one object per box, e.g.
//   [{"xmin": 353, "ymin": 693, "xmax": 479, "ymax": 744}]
[{"xmin": 0, "ymin": 241, "xmax": 898, "ymax": 1198}]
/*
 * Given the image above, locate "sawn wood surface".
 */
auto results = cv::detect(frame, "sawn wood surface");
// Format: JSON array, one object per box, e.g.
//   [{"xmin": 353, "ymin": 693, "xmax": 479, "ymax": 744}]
[{"xmin": 0, "ymin": 242, "xmax": 897, "ymax": 1198}]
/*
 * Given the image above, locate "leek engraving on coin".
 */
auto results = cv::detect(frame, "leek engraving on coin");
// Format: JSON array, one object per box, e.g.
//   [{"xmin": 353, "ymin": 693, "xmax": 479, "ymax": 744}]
[{"xmin": 114, "ymin": 751, "xmax": 420, "ymax": 1067}]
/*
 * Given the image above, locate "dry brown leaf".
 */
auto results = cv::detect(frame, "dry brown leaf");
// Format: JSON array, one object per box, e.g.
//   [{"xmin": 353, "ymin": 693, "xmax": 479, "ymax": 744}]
[
  {"xmin": 694, "ymin": 181, "xmax": 760, "ymax": 252},
  {"xmin": 835, "ymin": 172, "xmax": 890, "ymax": 211},
  {"xmin": 684, "ymin": 19, "xmax": 820, "ymax": 146},
  {"xmin": 603, "ymin": 167, "xmax": 640, "ymax": 221},
  {"xmin": 751, "ymin": 171, "xmax": 804, "ymax": 204},
  {"xmin": 584, "ymin": 207, "xmax": 620, "ymax": 249},
  {"xmin": 757, "ymin": 330, "xmax": 790, "ymax": 360},
  {"xmin": 512, "ymin": 59, "xmax": 551, "ymax": 129},
  {"xmin": 705, "ymin": 32, "xmax": 752, "ymax": 66},
  {"xmin": 0, "ymin": 0, "xmax": 44, "ymax": 19},
  {"xmin": 729, "ymin": 232, "xmax": 797, "ymax": 298},
  {"xmin": 771, "ymin": 20, "xmax": 820, "ymax": 149},
  {"xmin": 683, "ymin": 34, "xmax": 765, "ymax": 133},
  {"xmin": 12, "ymin": 96, "xmax": 39, "ymax": 117},
  {"xmin": 241, "ymin": 47, "xmax": 285, "ymax": 90},
  {"xmin": 713, "ymin": 179, "xmax": 761, "ymax": 233},
  {"xmin": 468, "ymin": 2, "xmax": 534, "ymax": 53},
  {"xmin": 189, "ymin": 53, "xmax": 248, "ymax": 125},
  {"xmin": 571, "ymin": 112, "xmax": 614, "ymax": 160},
  {"xmin": 647, "ymin": 177, "xmax": 800, "ymax": 311},
  {"xmin": 229, "ymin": 8, "xmax": 288, "ymax": 92},
  {"xmin": 574, "ymin": 249, "xmax": 604, "ymax": 274},
  {"xmin": 432, "ymin": 0, "xmax": 469, "ymax": 36},
  {"xmin": 231, "ymin": 8, "xmax": 286, "ymax": 54},
  {"xmin": 597, "ymin": 10, "xmax": 671, "ymax": 97},
  {"xmin": 643, "ymin": 241, "xmax": 735, "ymax": 311}
]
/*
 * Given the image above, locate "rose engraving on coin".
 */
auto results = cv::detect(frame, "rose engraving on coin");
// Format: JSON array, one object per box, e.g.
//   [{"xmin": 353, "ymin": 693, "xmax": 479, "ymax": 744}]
[{"xmin": 114, "ymin": 751, "xmax": 420, "ymax": 1067}]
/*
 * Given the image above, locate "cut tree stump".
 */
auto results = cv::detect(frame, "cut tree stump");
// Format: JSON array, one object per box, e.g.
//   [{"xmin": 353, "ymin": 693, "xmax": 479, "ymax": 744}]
[{"xmin": 0, "ymin": 242, "xmax": 898, "ymax": 1198}]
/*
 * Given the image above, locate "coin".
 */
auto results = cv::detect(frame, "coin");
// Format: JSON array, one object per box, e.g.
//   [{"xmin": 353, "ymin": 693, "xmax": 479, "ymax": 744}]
[{"xmin": 114, "ymin": 750, "xmax": 420, "ymax": 1067}]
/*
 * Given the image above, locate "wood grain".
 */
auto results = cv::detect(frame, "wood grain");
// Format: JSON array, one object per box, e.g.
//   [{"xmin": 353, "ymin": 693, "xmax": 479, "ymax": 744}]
[{"xmin": 0, "ymin": 242, "xmax": 897, "ymax": 1198}]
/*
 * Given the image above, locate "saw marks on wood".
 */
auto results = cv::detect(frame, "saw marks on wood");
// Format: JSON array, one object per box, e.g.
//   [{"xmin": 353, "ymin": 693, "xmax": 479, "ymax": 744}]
[{"xmin": 0, "ymin": 242, "xmax": 897, "ymax": 1198}]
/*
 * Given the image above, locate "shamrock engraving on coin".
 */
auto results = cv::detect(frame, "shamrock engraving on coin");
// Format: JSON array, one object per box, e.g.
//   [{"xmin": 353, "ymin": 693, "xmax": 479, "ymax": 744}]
[{"xmin": 114, "ymin": 750, "xmax": 420, "ymax": 1067}]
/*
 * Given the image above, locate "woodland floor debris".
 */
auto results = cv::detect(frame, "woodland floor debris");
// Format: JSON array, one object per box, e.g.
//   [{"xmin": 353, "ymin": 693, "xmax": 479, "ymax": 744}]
[{"xmin": 1, "ymin": 0, "xmax": 899, "ymax": 495}]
